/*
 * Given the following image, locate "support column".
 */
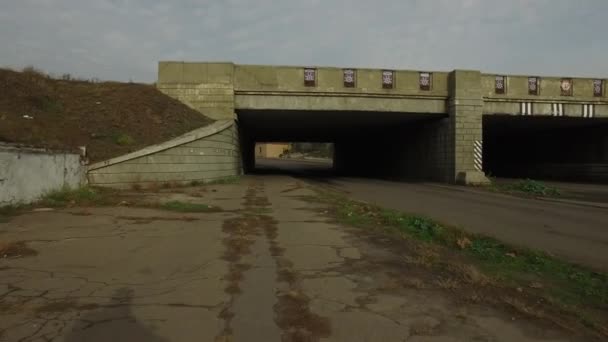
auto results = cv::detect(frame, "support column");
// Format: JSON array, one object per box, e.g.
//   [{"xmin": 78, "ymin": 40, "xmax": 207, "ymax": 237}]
[{"xmin": 448, "ymin": 70, "xmax": 490, "ymax": 185}]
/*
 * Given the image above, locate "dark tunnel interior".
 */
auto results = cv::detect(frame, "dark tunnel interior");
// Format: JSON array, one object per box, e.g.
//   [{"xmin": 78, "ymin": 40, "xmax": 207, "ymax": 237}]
[
  {"xmin": 236, "ymin": 110, "xmax": 448, "ymax": 180},
  {"xmin": 483, "ymin": 115, "xmax": 608, "ymax": 183},
  {"xmin": 237, "ymin": 111, "xmax": 608, "ymax": 183}
]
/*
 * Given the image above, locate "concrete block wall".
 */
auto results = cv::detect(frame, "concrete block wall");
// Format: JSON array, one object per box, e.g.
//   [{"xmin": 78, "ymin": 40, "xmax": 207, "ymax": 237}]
[
  {"xmin": 233, "ymin": 65, "xmax": 448, "ymax": 113},
  {"xmin": 1, "ymin": 144, "xmax": 86, "ymax": 205},
  {"xmin": 157, "ymin": 62, "xmax": 236, "ymax": 121},
  {"xmin": 88, "ymin": 121, "xmax": 241, "ymax": 188},
  {"xmin": 413, "ymin": 118, "xmax": 453, "ymax": 182},
  {"xmin": 234, "ymin": 64, "xmax": 450, "ymax": 96},
  {"xmin": 482, "ymin": 74, "xmax": 608, "ymax": 117},
  {"xmin": 332, "ymin": 121, "xmax": 452, "ymax": 182},
  {"xmin": 481, "ymin": 74, "xmax": 603, "ymax": 100}
]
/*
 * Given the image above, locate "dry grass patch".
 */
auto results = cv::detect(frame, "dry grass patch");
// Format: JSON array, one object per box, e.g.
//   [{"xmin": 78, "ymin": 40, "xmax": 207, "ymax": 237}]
[{"xmin": 0, "ymin": 241, "xmax": 38, "ymax": 258}]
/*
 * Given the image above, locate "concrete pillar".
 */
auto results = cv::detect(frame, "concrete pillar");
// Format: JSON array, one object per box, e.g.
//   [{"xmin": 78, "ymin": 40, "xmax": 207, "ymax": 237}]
[{"xmin": 448, "ymin": 70, "xmax": 490, "ymax": 185}]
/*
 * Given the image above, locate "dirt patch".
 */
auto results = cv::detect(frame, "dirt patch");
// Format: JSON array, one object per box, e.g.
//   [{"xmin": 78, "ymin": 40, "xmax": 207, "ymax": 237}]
[
  {"xmin": 244, "ymin": 187, "xmax": 271, "ymax": 207},
  {"xmin": 277, "ymin": 267, "xmax": 298, "ymax": 284},
  {"xmin": 216, "ymin": 186, "xmax": 269, "ymax": 341},
  {"xmin": 297, "ymin": 191, "xmax": 607, "ymax": 340},
  {"xmin": 117, "ymin": 215, "xmax": 200, "ymax": 224},
  {"xmin": 223, "ymin": 263, "xmax": 253, "ymax": 295},
  {"xmin": 275, "ymin": 290, "xmax": 332, "ymax": 342},
  {"xmin": 0, "ymin": 241, "xmax": 38, "ymax": 258},
  {"xmin": 280, "ymin": 183, "xmax": 305, "ymax": 194},
  {"xmin": 248, "ymin": 191, "xmax": 332, "ymax": 341},
  {"xmin": 221, "ymin": 217, "xmax": 262, "ymax": 263},
  {"xmin": 216, "ymin": 181, "xmax": 333, "ymax": 341},
  {"xmin": 34, "ymin": 300, "xmax": 99, "ymax": 314},
  {"xmin": 354, "ymin": 228, "xmax": 600, "ymax": 337},
  {"xmin": 69, "ymin": 211, "xmax": 93, "ymax": 216},
  {"xmin": 0, "ymin": 68, "xmax": 213, "ymax": 162}
]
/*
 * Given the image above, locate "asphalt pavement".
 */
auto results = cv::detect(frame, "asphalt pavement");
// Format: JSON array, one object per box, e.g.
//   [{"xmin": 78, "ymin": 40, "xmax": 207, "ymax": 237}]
[{"xmin": 256, "ymin": 158, "xmax": 608, "ymax": 271}]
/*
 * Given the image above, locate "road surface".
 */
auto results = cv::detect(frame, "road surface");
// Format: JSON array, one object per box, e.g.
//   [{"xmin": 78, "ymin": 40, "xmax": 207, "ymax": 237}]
[
  {"xmin": 0, "ymin": 177, "xmax": 591, "ymax": 341},
  {"xmin": 256, "ymin": 158, "xmax": 608, "ymax": 271}
]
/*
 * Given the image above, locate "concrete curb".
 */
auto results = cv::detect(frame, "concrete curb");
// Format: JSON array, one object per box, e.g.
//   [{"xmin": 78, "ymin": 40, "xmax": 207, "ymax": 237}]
[{"xmin": 88, "ymin": 120, "xmax": 234, "ymax": 171}]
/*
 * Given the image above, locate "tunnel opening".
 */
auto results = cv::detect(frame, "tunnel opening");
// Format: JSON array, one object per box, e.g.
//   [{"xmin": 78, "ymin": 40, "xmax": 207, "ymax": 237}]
[
  {"xmin": 237, "ymin": 109, "xmax": 449, "ymax": 181},
  {"xmin": 252, "ymin": 142, "xmax": 334, "ymax": 176},
  {"xmin": 483, "ymin": 115, "xmax": 608, "ymax": 183}
]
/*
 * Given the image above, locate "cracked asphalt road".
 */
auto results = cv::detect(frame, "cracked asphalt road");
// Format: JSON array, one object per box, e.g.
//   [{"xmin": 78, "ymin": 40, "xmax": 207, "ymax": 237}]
[{"xmin": 0, "ymin": 177, "xmax": 588, "ymax": 341}]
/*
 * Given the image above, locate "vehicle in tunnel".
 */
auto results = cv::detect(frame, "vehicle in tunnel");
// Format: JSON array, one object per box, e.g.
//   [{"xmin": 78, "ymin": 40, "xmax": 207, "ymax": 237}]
[{"xmin": 483, "ymin": 115, "xmax": 608, "ymax": 183}]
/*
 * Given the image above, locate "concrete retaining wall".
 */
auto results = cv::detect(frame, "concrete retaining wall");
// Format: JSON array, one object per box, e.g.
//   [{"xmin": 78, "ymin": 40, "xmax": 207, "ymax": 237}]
[
  {"xmin": 0, "ymin": 144, "xmax": 86, "ymax": 205},
  {"xmin": 87, "ymin": 120, "xmax": 241, "ymax": 188}
]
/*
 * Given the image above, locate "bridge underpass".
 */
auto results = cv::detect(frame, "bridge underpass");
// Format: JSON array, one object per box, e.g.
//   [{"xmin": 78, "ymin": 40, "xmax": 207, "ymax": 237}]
[
  {"xmin": 156, "ymin": 62, "xmax": 608, "ymax": 185},
  {"xmin": 484, "ymin": 116, "xmax": 608, "ymax": 183},
  {"xmin": 237, "ymin": 109, "xmax": 447, "ymax": 179}
]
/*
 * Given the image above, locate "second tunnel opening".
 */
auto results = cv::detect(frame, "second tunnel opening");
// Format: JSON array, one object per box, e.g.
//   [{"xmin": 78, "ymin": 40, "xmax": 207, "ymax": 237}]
[{"xmin": 483, "ymin": 115, "xmax": 608, "ymax": 183}]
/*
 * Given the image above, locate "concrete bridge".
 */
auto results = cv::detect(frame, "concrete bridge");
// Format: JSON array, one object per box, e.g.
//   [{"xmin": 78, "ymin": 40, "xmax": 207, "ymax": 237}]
[{"xmin": 150, "ymin": 62, "xmax": 607, "ymax": 184}]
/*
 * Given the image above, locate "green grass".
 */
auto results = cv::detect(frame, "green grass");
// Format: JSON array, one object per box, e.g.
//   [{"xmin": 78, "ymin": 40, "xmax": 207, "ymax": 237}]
[
  {"xmin": 0, "ymin": 186, "xmax": 112, "ymax": 220},
  {"xmin": 113, "ymin": 133, "xmax": 135, "ymax": 146},
  {"xmin": 27, "ymin": 95, "xmax": 63, "ymax": 113},
  {"xmin": 188, "ymin": 176, "xmax": 240, "ymax": 187},
  {"xmin": 314, "ymin": 190, "xmax": 607, "ymax": 310},
  {"xmin": 207, "ymin": 176, "xmax": 240, "ymax": 185},
  {"xmin": 40, "ymin": 186, "xmax": 104, "ymax": 207},
  {"xmin": 0, "ymin": 205, "xmax": 21, "ymax": 223},
  {"xmin": 159, "ymin": 201, "xmax": 220, "ymax": 213},
  {"xmin": 490, "ymin": 179, "xmax": 561, "ymax": 197},
  {"xmin": 247, "ymin": 207, "xmax": 273, "ymax": 214}
]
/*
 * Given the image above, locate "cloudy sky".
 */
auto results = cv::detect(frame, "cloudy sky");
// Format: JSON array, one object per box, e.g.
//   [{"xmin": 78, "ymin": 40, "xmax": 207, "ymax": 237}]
[{"xmin": 1, "ymin": 0, "xmax": 606, "ymax": 82}]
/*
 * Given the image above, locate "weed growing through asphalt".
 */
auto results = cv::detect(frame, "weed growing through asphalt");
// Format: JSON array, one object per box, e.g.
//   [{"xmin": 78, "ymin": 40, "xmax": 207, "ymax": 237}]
[
  {"xmin": 313, "ymin": 190, "xmax": 607, "ymax": 312},
  {"xmin": 189, "ymin": 176, "xmax": 240, "ymax": 187},
  {"xmin": 489, "ymin": 179, "xmax": 561, "ymax": 197},
  {"xmin": 0, "ymin": 187, "xmax": 110, "ymax": 220},
  {"xmin": 0, "ymin": 205, "xmax": 20, "ymax": 223},
  {"xmin": 160, "ymin": 201, "xmax": 220, "ymax": 213},
  {"xmin": 1, "ymin": 186, "xmax": 229, "ymax": 217},
  {"xmin": 247, "ymin": 207, "xmax": 273, "ymax": 214},
  {"xmin": 207, "ymin": 176, "xmax": 241, "ymax": 185}
]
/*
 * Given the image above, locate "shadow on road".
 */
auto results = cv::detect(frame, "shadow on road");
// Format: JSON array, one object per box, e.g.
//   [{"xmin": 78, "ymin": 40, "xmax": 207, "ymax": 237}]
[{"xmin": 64, "ymin": 288, "xmax": 169, "ymax": 342}]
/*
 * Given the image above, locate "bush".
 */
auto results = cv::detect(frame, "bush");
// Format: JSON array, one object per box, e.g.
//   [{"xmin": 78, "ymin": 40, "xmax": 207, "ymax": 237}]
[
  {"xmin": 27, "ymin": 95, "xmax": 63, "ymax": 113},
  {"xmin": 509, "ymin": 179, "xmax": 560, "ymax": 197},
  {"xmin": 22, "ymin": 65, "xmax": 48, "ymax": 78},
  {"xmin": 114, "ymin": 133, "xmax": 135, "ymax": 146}
]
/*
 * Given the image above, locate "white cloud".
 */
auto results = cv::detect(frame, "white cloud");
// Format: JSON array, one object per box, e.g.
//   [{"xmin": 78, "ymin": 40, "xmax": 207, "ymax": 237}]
[{"xmin": 0, "ymin": 0, "xmax": 606, "ymax": 82}]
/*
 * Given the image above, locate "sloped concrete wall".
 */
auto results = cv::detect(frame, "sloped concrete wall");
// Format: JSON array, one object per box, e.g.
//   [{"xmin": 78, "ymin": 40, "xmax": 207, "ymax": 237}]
[
  {"xmin": 0, "ymin": 144, "xmax": 86, "ymax": 205},
  {"xmin": 88, "ymin": 120, "xmax": 241, "ymax": 188}
]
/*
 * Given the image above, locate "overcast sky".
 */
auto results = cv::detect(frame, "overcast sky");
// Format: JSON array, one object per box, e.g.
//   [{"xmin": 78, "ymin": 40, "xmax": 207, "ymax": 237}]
[{"xmin": 1, "ymin": 0, "xmax": 607, "ymax": 82}]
